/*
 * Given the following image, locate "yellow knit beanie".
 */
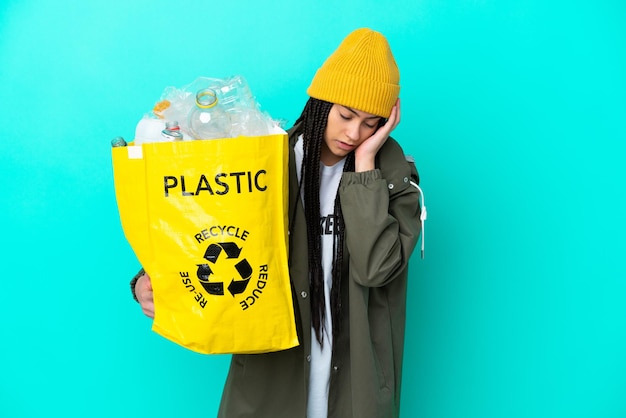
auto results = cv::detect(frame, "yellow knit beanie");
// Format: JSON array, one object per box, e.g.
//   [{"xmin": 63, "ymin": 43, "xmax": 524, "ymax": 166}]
[{"xmin": 307, "ymin": 28, "xmax": 400, "ymax": 118}]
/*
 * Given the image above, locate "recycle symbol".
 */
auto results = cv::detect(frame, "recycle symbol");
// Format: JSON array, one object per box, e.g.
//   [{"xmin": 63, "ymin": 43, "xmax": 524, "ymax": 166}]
[{"xmin": 196, "ymin": 242, "xmax": 252, "ymax": 297}]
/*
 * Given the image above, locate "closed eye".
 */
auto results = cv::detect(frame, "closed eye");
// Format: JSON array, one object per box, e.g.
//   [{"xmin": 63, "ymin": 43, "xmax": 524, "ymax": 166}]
[{"xmin": 339, "ymin": 107, "xmax": 379, "ymax": 128}]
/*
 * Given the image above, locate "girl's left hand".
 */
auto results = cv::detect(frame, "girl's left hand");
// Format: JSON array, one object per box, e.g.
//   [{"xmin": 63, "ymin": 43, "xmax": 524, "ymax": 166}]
[{"xmin": 354, "ymin": 98, "xmax": 401, "ymax": 172}]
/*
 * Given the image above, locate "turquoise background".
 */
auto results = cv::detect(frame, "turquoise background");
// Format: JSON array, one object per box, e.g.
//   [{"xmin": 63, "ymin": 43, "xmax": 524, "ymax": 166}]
[{"xmin": 1, "ymin": 0, "xmax": 625, "ymax": 417}]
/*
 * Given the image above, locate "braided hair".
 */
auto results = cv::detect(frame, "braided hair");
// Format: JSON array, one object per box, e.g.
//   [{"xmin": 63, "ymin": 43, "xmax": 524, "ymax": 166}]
[{"xmin": 294, "ymin": 97, "xmax": 355, "ymax": 347}]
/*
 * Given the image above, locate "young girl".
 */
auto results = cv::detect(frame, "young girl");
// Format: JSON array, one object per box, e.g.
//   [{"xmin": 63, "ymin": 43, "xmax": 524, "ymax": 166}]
[{"xmin": 131, "ymin": 28, "xmax": 422, "ymax": 418}]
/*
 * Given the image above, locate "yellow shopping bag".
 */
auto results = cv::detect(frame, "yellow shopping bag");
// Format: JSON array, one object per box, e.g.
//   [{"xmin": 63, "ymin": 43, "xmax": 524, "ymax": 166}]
[{"xmin": 112, "ymin": 133, "xmax": 299, "ymax": 354}]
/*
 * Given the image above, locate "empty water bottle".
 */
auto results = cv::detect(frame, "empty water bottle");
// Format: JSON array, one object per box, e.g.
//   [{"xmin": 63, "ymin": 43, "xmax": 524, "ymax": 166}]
[{"xmin": 187, "ymin": 89, "xmax": 231, "ymax": 140}]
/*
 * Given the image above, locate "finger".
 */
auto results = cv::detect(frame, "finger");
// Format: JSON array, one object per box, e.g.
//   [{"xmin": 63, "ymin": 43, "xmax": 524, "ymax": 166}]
[
  {"xmin": 395, "ymin": 98, "xmax": 401, "ymax": 127},
  {"xmin": 389, "ymin": 99, "xmax": 400, "ymax": 130},
  {"xmin": 142, "ymin": 303, "xmax": 155, "ymax": 319},
  {"xmin": 383, "ymin": 103, "xmax": 399, "ymax": 134},
  {"xmin": 140, "ymin": 273, "xmax": 153, "ymax": 291},
  {"xmin": 136, "ymin": 283, "xmax": 152, "ymax": 302}
]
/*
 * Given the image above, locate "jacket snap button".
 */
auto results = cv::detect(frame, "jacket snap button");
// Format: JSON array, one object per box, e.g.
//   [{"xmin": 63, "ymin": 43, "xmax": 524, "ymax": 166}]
[
  {"xmin": 301, "ymin": 291, "xmax": 308, "ymax": 298},
  {"xmin": 388, "ymin": 184, "xmax": 394, "ymax": 190},
  {"xmin": 333, "ymin": 365, "xmax": 339, "ymax": 371},
  {"xmin": 403, "ymin": 177, "xmax": 408, "ymax": 183}
]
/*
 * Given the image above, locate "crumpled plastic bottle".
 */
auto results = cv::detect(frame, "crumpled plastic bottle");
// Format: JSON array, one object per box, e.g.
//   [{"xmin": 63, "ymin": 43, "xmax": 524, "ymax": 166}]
[
  {"xmin": 218, "ymin": 75, "xmax": 269, "ymax": 137},
  {"xmin": 229, "ymin": 107, "xmax": 269, "ymax": 137}
]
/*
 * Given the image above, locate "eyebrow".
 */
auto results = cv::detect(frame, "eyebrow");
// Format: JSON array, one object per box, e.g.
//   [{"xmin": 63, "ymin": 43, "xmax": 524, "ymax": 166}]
[{"xmin": 341, "ymin": 106, "xmax": 381, "ymax": 120}]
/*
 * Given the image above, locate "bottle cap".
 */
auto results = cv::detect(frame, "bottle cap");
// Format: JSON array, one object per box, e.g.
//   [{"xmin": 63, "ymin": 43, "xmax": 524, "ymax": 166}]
[{"xmin": 111, "ymin": 136, "xmax": 127, "ymax": 147}]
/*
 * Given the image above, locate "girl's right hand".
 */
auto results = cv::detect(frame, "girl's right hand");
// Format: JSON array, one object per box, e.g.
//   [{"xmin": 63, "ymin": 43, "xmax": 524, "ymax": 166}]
[{"xmin": 135, "ymin": 273, "xmax": 155, "ymax": 319}]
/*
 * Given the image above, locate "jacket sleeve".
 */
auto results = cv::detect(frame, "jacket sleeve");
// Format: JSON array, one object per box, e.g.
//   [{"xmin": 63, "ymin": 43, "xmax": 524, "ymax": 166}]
[{"xmin": 338, "ymin": 140, "xmax": 421, "ymax": 288}]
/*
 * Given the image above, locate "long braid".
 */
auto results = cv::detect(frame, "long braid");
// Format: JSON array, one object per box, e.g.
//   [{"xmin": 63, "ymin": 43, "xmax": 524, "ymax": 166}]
[
  {"xmin": 296, "ymin": 97, "xmax": 333, "ymax": 347},
  {"xmin": 330, "ymin": 153, "xmax": 354, "ymax": 343},
  {"xmin": 295, "ymin": 97, "xmax": 359, "ymax": 347}
]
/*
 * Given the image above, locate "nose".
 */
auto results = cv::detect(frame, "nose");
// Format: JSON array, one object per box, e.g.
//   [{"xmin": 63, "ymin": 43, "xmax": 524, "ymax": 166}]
[{"xmin": 345, "ymin": 121, "xmax": 360, "ymax": 142}]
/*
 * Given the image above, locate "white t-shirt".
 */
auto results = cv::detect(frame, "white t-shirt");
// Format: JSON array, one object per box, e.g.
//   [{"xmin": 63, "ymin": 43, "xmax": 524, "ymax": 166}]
[{"xmin": 295, "ymin": 136, "xmax": 346, "ymax": 418}]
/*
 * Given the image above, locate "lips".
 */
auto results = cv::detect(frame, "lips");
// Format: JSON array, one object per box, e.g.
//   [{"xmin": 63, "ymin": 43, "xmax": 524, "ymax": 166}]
[{"xmin": 335, "ymin": 140, "xmax": 355, "ymax": 151}]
